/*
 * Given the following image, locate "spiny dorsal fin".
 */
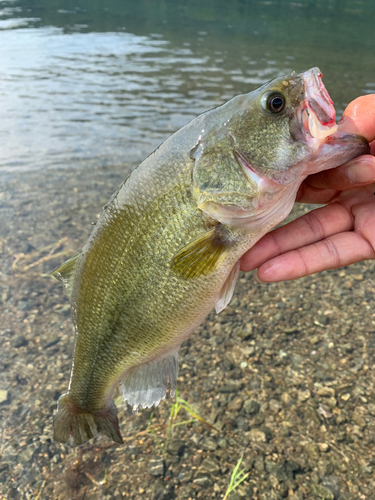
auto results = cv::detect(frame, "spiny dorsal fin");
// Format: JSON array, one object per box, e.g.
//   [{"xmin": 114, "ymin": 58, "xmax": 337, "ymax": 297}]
[
  {"xmin": 170, "ymin": 226, "xmax": 231, "ymax": 280},
  {"xmin": 52, "ymin": 253, "xmax": 80, "ymax": 299}
]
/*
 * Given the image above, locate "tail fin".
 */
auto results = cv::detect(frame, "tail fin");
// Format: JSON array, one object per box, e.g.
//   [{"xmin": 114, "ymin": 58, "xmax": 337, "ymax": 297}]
[{"xmin": 53, "ymin": 393, "xmax": 123, "ymax": 446}]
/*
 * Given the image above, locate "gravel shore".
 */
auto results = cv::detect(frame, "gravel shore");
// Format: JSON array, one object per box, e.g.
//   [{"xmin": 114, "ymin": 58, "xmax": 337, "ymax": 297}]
[{"xmin": 1, "ymin": 165, "xmax": 374, "ymax": 500}]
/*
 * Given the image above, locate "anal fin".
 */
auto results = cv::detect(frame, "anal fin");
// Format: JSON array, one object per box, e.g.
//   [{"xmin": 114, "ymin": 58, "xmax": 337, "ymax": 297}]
[
  {"xmin": 215, "ymin": 260, "xmax": 240, "ymax": 314},
  {"xmin": 120, "ymin": 350, "xmax": 179, "ymax": 412}
]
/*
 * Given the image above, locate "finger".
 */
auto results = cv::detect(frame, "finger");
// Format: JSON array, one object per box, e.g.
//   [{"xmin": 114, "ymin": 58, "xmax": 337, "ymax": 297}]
[
  {"xmin": 240, "ymin": 203, "xmax": 353, "ymax": 272},
  {"xmin": 298, "ymin": 155, "xmax": 375, "ymax": 198},
  {"xmin": 256, "ymin": 230, "xmax": 375, "ymax": 282},
  {"xmin": 338, "ymin": 94, "xmax": 375, "ymax": 143},
  {"xmin": 295, "ymin": 183, "xmax": 339, "ymax": 204}
]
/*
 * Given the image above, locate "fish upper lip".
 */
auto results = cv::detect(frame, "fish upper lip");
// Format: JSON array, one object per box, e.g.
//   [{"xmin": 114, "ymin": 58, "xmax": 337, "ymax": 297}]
[
  {"xmin": 303, "ymin": 68, "xmax": 336, "ymax": 127},
  {"xmin": 296, "ymin": 68, "xmax": 338, "ymax": 143}
]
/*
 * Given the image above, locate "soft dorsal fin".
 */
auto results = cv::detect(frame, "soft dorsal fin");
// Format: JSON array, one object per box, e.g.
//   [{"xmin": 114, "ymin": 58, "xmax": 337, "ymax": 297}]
[
  {"xmin": 170, "ymin": 225, "xmax": 232, "ymax": 280},
  {"xmin": 215, "ymin": 260, "xmax": 240, "ymax": 314},
  {"xmin": 52, "ymin": 253, "xmax": 80, "ymax": 299}
]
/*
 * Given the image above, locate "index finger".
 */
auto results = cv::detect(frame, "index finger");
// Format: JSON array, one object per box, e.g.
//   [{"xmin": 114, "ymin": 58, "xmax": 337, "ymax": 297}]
[{"xmin": 339, "ymin": 94, "xmax": 375, "ymax": 143}]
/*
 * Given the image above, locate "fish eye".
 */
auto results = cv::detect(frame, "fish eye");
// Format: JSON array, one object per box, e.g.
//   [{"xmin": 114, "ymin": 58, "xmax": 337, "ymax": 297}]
[{"xmin": 261, "ymin": 92, "xmax": 286, "ymax": 114}]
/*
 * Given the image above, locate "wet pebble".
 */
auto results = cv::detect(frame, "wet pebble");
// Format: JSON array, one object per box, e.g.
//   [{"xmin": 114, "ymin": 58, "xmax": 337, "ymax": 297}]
[
  {"xmin": 219, "ymin": 380, "xmax": 244, "ymax": 392},
  {"xmin": 200, "ymin": 436, "xmax": 218, "ymax": 451},
  {"xmin": 10, "ymin": 335, "xmax": 28, "ymax": 348},
  {"xmin": 198, "ymin": 456, "xmax": 220, "ymax": 475},
  {"xmin": 0, "ymin": 389, "xmax": 9, "ymax": 404},
  {"xmin": 248, "ymin": 428, "xmax": 267, "ymax": 442},
  {"xmin": 193, "ymin": 475, "xmax": 212, "ymax": 487},
  {"xmin": 310, "ymin": 483, "xmax": 335, "ymax": 500},
  {"xmin": 243, "ymin": 399, "xmax": 260, "ymax": 414},
  {"xmin": 148, "ymin": 458, "xmax": 165, "ymax": 477},
  {"xmin": 167, "ymin": 439, "xmax": 185, "ymax": 456},
  {"xmin": 236, "ymin": 417, "xmax": 249, "ymax": 431}
]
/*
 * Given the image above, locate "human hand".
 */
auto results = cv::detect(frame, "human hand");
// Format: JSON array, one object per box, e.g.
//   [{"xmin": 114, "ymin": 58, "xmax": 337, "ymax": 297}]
[{"xmin": 241, "ymin": 94, "xmax": 375, "ymax": 281}]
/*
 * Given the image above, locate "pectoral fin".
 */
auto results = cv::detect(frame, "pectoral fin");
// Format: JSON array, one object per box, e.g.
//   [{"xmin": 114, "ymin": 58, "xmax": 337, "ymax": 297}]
[
  {"xmin": 170, "ymin": 226, "xmax": 231, "ymax": 279},
  {"xmin": 215, "ymin": 260, "xmax": 240, "ymax": 314},
  {"xmin": 52, "ymin": 253, "xmax": 80, "ymax": 299}
]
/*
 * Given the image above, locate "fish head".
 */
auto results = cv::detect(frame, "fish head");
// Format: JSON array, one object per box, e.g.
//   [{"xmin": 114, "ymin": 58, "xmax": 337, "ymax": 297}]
[{"xmin": 192, "ymin": 67, "xmax": 369, "ymax": 229}]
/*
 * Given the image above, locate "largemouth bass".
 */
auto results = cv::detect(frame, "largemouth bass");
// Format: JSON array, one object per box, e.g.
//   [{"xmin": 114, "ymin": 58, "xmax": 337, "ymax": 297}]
[{"xmin": 53, "ymin": 68, "xmax": 369, "ymax": 445}]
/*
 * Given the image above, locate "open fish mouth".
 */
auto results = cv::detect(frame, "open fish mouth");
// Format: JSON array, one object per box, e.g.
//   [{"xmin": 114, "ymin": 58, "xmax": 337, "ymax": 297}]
[{"xmin": 300, "ymin": 67, "xmax": 338, "ymax": 142}]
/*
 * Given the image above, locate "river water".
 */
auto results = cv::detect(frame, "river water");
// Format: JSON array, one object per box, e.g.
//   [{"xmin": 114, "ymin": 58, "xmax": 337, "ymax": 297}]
[{"xmin": 1, "ymin": 1, "xmax": 375, "ymax": 499}]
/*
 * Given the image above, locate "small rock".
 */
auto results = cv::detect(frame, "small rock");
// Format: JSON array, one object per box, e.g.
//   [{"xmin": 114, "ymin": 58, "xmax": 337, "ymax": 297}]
[
  {"xmin": 19, "ymin": 444, "xmax": 35, "ymax": 464},
  {"xmin": 18, "ymin": 300, "xmax": 30, "ymax": 311},
  {"xmin": 316, "ymin": 386, "xmax": 335, "ymax": 397},
  {"xmin": 310, "ymin": 484, "xmax": 334, "ymax": 500},
  {"xmin": 219, "ymin": 380, "xmax": 244, "ymax": 392},
  {"xmin": 269, "ymin": 399, "xmax": 283, "ymax": 413},
  {"xmin": 10, "ymin": 335, "xmax": 28, "ymax": 348},
  {"xmin": 325, "ymin": 397, "xmax": 337, "ymax": 409},
  {"xmin": 236, "ymin": 483, "xmax": 254, "ymax": 498},
  {"xmin": 318, "ymin": 404, "xmax": 333, "ymax": 419},
  {"xmin": 280, "ymin": 393, "xmax": 293, "ymax": 405},
  {"xmin": 236, "ymin": 417, "xmax": 249, "ymax": 431},
  {"xmin": 352, "ymin": 414, "xmax": 367, "ymax": 428},
  {"xmin": 217, "ymin": 437, "xmax": 228, "ymax": 449},
  {"xmin": 237, "ymin": 324, "xmax": 252, "ymax": 340},
  {"xmin": 298, "ymin": 390, "xmax": 311, "ymax": 402},
  {"xmin": 167, "ymin": 439, "xmax": 185, "ymax": 456},
  {"xmin": 254, "ymin": 455, "xmax": 265, "ymax": 471},
  {"xmin": 0, "ymin": 389, "xmax": 9, "ymax": 404},
  {"xmin": 274, "ymin": 464, "xmax": 290, "ymax": 482},
  {"xmin": 310, "ymin": 335, "xmax": 320, "ymax": 345},
  {"xmin": 279, "ymin": 426, "xmax": 291, "ymax": 438},
  {"xmin": 178, "ymin": 469, "xmax": 193, "ymax": 483},
  {"xmin": 318, "ymin": 443, "xmax": 329, "ymax": 453},
  {"xmin": 148, "ymin": 458, "xmax": 165, "ymax": 476},
  {"xmin": 335, "ymin": 412, "xmax": 347, "ymax": 425},
  {"xmin": 321, "ymin": 475, "xmax": 341, "ymax": 499},
  {"xmin": 243, "ymin": 399, "xmax": 260, "ymax": 414},
  {"xmin": 249, "ymin": 378, "xmax": 261, "ymax": 390},
  {"xmin": 200, "ymin": 437, "xmax": 218, "ymax": 451},
  {"xmin": 248, "ymin": 428, "xmax": 266, "ymax": 442},
  {"xmin": 283, "ymin": 327, "xmax": 299, "ymax": 334},
  {"xmin": 227, "ymin": 493, "xmax": 242, "ymax": 500},
  {"xmin": 252, "ymin": 414, "xmax": 265, "ymax": 426},
  {"xmin": 193, "ymin": 476, "xmax": 212, "ymax": 487},
  {"xmin": 202, "ymin": 379, "xmax": 214, "ymax": 391},
  {"xmin": 199, "ymin": 456, "xmax": 220, "ymax": 475},
  {"xmin": 151, "ymin": 479, "xmax": 174, "ymax": 500},
  {"xmin": 286, "ymin": 460, "xmax": 301, "ymax": 473},
  {"xmin": 305, "ymin": 443, "xmax": 320, "ymax": 460},
  {"xmin": 228, "ymin": 397, "xmax": 243, "ymax": 412},
  {"xmin": 259, "ymin": 425, "xmax": 273, "ymax": 441},
  {"xmin": 292, "ymin": 354, "xmax": 303, "ymax": 367}
]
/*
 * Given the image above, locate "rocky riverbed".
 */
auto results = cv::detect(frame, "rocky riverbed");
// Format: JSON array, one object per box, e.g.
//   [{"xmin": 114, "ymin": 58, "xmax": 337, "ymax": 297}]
[{"xmin": 1, "ymin": 165, "xmax": 374, "ymax": 500}]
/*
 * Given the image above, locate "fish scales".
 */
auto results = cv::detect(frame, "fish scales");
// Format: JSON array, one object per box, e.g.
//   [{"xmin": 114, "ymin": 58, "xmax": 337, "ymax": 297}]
[
  {"xmin": 52, "ymin": 68, "xmax": 369, "ymax": 445},
  {"xmin": 69, "ymin": 144, "xmax": 246, "ymax": 409}
]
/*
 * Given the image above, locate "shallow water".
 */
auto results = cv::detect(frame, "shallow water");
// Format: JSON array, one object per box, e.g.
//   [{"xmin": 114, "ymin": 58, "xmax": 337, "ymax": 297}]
[{"xmin": 1, "ymin": 1, "xmax": 375, "ymax": 499}]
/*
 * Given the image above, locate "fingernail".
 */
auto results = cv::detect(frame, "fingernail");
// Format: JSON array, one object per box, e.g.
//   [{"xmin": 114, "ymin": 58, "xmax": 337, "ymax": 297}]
[
  {"xmin": 253, "ymin": 271, "xmax": 266, "ymax": 284},
  {"xmin": 346, "ymin": 160, "xmax": 375, "ymax": 184}
]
